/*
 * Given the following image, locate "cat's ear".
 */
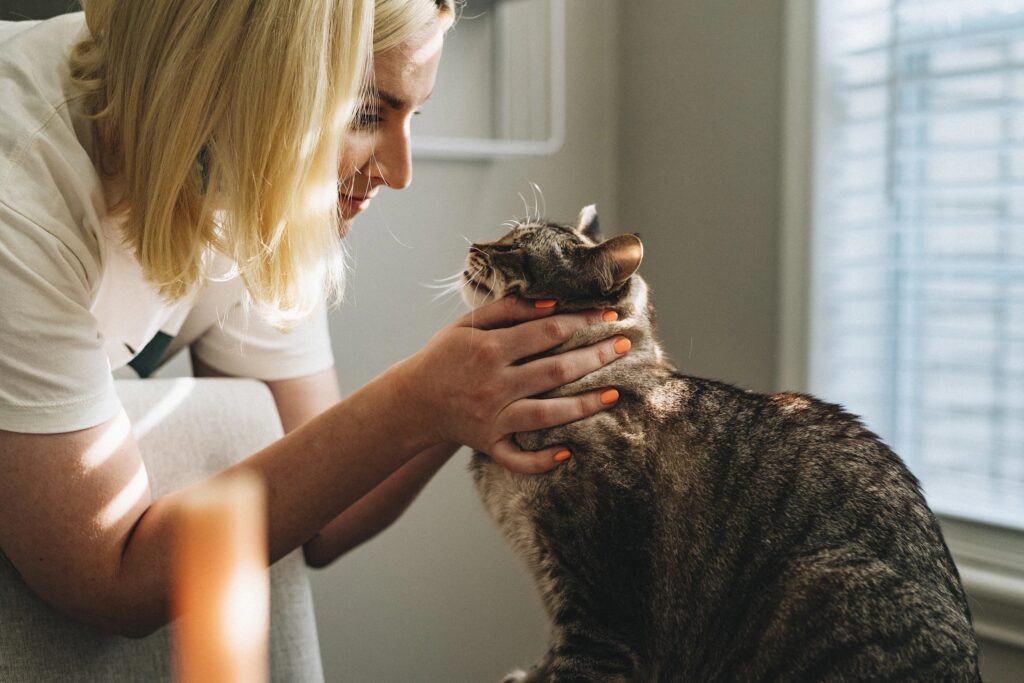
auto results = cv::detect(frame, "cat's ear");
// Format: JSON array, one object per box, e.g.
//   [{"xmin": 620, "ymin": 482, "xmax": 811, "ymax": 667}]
[
  {"xmin": 591, "ymin": 234, "xmax": 643, "ymax": 292},
  {"xmin": 574, "ymin": 204, "xmax": 602, "ymax": 242}
]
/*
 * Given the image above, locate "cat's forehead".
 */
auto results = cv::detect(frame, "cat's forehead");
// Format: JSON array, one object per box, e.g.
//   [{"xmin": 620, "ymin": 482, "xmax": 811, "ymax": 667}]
[{"xmin": 500, "ymin": 220, "xmax": 580, "ymax": 246}]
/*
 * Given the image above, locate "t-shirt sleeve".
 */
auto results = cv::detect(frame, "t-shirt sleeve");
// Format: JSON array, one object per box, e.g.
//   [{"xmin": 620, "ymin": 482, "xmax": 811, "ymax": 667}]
[
  {"xmin": 190, "ymin": 295, "xmax": 336, "ymax": 382},
  {"xmin": 0, "ymin": 201, "xmax": 121, "ymax": 434}
]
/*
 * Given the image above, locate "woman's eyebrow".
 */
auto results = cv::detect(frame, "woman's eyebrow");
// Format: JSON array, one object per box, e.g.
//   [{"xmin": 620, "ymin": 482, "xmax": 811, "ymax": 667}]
[{"xmin": 368, "ymin": 87, "xmax": 433, "ymax": 110}]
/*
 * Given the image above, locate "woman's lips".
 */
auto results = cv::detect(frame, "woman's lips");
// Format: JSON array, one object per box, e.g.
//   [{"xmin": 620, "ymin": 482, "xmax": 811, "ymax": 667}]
[{"xmin": 339, "ymin": 193, "xmax": 372, "ymax": 215}]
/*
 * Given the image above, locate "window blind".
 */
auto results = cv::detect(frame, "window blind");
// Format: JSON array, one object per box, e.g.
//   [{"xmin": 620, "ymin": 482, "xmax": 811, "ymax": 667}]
[{"xmin": 812, "ymin": 0, "xmax": 1024, "ymax": 528}]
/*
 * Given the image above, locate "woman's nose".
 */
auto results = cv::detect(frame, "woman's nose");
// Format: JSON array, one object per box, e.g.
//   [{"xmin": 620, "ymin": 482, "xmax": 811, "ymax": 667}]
[{"xmin": 375, "ymin": 128, "xmax": 413, "ymax": 190}]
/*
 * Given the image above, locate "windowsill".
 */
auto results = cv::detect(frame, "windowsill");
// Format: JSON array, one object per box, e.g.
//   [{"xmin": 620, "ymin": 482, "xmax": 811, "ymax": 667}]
[{"xmin": 939, "ymin": 516, "xmax": 1024, "ymax": 649}]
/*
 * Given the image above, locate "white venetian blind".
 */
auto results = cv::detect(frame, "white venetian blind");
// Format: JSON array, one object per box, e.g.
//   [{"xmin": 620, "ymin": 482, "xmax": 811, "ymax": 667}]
[{"xmin": 811, "ymin": 0, "xmax": 1024, "ymax": 528}]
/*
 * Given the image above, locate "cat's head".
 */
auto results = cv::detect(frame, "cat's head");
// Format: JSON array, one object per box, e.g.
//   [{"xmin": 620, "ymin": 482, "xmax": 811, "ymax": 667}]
[{"xmin": 462, "ymin": 205, "xmax": 644, "ymax": 310}]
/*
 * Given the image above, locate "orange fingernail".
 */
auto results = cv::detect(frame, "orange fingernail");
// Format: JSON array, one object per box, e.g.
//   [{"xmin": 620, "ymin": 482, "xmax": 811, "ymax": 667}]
[
  {"xmin": 602, "ymin": 310, "xmax": 619, "ymax": 322},
  {"xmin": 554, "ymin": 449, "xmax": 572, "ymax": 462},
  {"xmin": 600, "ymin": 388, "xmax": 620, "ymax": 405},
  {"xmin": 614, "ymin": 337, "xmax": 632, "ymax": 354},
  {"xmin": 534, "ymin": 299, "xmax": 557, "ymax": 309}
]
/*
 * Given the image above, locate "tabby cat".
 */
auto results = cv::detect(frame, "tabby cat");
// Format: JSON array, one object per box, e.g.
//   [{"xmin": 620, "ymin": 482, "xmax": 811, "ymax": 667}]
[{"xmin": 464, "ymin": 206, "xmax": 981, "ymax": 682}]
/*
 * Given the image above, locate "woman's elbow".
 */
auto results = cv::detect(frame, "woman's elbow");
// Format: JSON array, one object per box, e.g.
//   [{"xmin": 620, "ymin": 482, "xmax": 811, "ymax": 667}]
[
  {"xmin": 106, "ymin": 618, "xmax": 164, "ymax": 640},
  {"xmin": 25, "ymin": 571, "xmax": 170, "ymax": 638},
  {"xmin": 62, "ymin": 599, "xmax": 169, "ymax": 639},
  {"xmin": 302, "ymin": 522, "xmax": 393, "ymax": 568},
  {"xmin": 302, "ymin": 536, "xmax": 336, "ymax": 569}
]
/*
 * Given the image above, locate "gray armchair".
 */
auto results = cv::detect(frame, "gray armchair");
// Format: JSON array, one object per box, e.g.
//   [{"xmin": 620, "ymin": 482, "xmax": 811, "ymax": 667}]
[{"xmin": 0, "ymin": 378, "xmax": 325, "ymax": 682}]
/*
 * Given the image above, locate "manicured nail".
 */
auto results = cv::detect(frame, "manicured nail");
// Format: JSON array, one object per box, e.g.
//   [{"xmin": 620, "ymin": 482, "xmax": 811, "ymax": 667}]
[
  {"xmin": 554, "ymin": 449, "xmax": 572, "ymax": 462},
  {"xmin": 602, "ymin": 310, "xmax": 619, "ymax": 322},
  {"xmin": 534, "ymin": 299, "xmax": 557, "ymax": 309},
  {"xmin": 614, "ymin": 337, "xmax": 632, "ymax": 354},
  {"xmin": 600, "ymin": 388, "xmax": 620, "ymax": 405}
]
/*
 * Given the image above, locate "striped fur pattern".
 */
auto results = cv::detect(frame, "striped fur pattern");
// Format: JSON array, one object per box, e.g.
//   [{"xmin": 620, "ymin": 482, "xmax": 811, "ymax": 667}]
[{"xmin": 464, "ymin": 207, "xmax": 981, "ymax": 682}]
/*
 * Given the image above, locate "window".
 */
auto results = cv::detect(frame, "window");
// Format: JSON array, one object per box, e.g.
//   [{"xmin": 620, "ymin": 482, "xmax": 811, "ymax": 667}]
[{"xmin": 810, "ymin": 0, "xmax": 1024, "ymax": 529}]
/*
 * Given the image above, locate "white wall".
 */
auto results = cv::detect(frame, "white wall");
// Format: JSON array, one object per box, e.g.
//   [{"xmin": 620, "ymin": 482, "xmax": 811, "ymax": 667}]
[{"xmin": 310, "ymin": 2, "xmax": 620, "ymax": 681}]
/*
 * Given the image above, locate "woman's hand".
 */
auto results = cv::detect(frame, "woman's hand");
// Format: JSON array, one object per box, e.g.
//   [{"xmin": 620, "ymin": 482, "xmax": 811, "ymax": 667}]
[{"xmin": 397, "ymin": 296, "xmax": 628, "ymax": 474}]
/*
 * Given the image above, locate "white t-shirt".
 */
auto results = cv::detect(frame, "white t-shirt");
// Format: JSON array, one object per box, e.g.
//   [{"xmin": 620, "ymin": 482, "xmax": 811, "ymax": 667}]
[{"xmin": 0, "ymin": 14, "xmax": 336, "ymax": 434}]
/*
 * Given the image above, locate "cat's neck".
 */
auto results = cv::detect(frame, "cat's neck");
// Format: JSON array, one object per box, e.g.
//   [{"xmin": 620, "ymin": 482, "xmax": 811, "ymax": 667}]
[{"xmin": 549, "ymin": 276, "xmax": 674, "ymax": 393}]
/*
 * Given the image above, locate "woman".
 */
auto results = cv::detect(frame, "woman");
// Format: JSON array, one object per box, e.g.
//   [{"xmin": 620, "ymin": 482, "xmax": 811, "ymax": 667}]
[{"xmin": 0, "ymin": 0, "xmax": 626, "ymax": 645}]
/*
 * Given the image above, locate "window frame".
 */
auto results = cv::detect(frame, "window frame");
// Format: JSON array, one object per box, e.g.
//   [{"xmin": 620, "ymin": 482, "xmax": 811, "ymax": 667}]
[{"xmin": 780, "ymin": 0, "xmax": 1024, "ymax": 647}]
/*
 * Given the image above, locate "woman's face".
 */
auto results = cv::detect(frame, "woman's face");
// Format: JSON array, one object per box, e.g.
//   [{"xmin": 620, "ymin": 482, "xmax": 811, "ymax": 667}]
[{"xmin": 337, "ymin": 19, "xmax": 447, "ymax": 233}]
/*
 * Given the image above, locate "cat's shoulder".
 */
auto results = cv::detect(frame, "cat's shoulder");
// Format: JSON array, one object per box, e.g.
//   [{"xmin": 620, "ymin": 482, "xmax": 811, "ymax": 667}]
[{"xmin": 660, "ymin": 373, "xmax": 881, "ymax": 439}]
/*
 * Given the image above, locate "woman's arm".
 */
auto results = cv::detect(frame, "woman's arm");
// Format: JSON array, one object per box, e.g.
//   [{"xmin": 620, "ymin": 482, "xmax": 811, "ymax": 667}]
[
  {"xmin": 0, "ymin": 360, "xmax": 433, "ymax": 638},
  {"xmin": 302, "ymin": 441, "xmax": 460, "ymax": 566},
  {"xmin": 193, "ymin": 353, "xmax": 461, "ymax": 567},
  {"xmin": 0, "ymin": 297, "xmax": 626, "ymax": 637}
]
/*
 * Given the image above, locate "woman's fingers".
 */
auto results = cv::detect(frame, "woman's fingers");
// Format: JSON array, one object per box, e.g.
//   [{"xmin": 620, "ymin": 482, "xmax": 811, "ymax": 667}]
[
  {"xmin": 498, "ymin": 387, "xmax": 620, "ymax": 435},
  {"xmin": 488, "ymin": 387, "xmax": 621, "ymax": 474},
  {"xmin": 495, "ymin": 309, "xmax": 612, "ymax": 360},
  {"xmin": 457, "ymin": 295, "xmax": 557, "ymax": 331},
  {"xmin": 489, "ymin": 438, "xmax": 574, "ymax": 475},
  {"xmin": 408, "ymin": 296, "xmax": 626, "ymax": 454},
  {"xmin": 512, "ymin": 336, "xmax": 632, "ymax": 398}
]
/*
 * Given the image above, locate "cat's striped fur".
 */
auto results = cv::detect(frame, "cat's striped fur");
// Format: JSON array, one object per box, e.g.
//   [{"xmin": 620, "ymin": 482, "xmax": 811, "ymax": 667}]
[{"xmin": 465, "ymin": 206, "xmax": 980, "ymax": 682}]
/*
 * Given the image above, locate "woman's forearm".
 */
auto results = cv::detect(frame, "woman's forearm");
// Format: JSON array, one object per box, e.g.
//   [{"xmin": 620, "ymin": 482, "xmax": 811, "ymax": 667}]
[
  {"xmin": 303, "ymin": 441, "xmax": 460, "ymax": 567},
  {"xmin": 114, "ymin": 361, "xmax": 433, "ymax": 636}
]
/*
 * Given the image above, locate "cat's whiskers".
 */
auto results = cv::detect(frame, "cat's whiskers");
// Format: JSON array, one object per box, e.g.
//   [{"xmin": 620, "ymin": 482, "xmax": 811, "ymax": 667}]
[
  {"xmin": 426, "ymin": 276, "xmax": 469, "ymax": 301},
  {"xmin": 423, "ymin": 272, "xmax": 465, "ymax": 288},
  {"xmin": 518, "ymin": 192, "xmax": 533, "ymax": 225},
  {"xmin": 426, "ymin": 261, "xmax": 488, "ymax": 303},
  {"xmin": 529, "ymin": 182, "xmax": 546, "ymax": 222}
]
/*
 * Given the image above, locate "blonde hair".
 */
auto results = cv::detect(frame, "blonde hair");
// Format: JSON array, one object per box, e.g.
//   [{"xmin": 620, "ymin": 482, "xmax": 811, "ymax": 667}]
[
  {"xmin": 70, "ymin": 0, "xmax": 372, "ymax": 328},
  {"xmin": 70, "ymin": 0, "xmax": 456, "ymax": 328},
  {"xmin": 374, "ymin": 0, "xmax": 455, "ymax": 53}
]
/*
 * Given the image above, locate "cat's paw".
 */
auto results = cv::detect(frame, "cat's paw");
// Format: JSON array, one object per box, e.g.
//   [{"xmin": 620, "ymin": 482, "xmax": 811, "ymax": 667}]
[{"xmin": 501, "ymin": 670, "xmax": 528, "ymax": 683}]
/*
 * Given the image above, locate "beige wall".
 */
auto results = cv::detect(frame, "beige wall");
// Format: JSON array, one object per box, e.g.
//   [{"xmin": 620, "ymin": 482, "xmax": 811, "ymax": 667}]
[
  {"xmin": 979, "ymin": 637, "xmax": 1024, "ymax": 682},
  {"xmin": 618, "ymin": 0, "xmax": 784, "ymax": 392}
]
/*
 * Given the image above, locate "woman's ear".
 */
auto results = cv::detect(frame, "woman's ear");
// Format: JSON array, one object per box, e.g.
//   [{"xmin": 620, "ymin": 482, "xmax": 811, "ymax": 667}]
[
  {"xmin": 590, "ymin": 233, "xmax": 643, "ymax": 293},
  {"xmin": 574, "ymin": 204, "xmax": 603, "ymax": 242}
]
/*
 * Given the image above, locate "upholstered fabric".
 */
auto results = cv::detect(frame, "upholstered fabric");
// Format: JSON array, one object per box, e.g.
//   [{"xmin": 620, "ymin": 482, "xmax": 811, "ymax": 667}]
[{"xmin": 0, "ymin": 378, "xmax": 325, "ymax": 682}]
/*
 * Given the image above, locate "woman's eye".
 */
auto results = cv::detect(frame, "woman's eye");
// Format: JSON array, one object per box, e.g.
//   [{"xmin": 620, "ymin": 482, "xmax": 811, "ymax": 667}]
[{"xmin": 352, "ymin": 110, "xmax": 383, "ymax": 130}]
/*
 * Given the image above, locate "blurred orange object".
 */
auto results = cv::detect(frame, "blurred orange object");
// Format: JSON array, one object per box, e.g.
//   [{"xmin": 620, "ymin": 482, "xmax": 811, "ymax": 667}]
[{"xmin": 172, "ymin": 472, "xmax": 269, "ymax": 683}]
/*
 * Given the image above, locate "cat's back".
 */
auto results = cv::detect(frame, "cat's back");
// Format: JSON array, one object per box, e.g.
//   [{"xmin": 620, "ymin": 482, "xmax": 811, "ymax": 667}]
[{"xmin": 647, "ymin": 376, "xmax": 979, "ymax": 680}]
